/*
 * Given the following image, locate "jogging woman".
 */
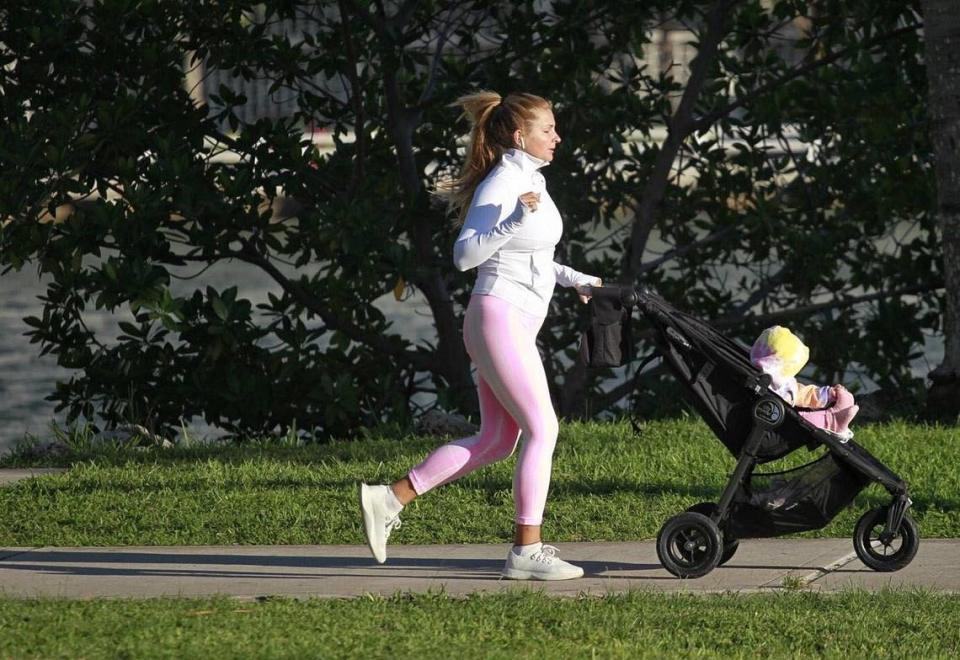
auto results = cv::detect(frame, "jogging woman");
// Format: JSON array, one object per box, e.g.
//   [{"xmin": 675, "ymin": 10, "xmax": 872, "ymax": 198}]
[{"xmin": 360, "ymin": 91, "xmax": 601, "ymax": 580}]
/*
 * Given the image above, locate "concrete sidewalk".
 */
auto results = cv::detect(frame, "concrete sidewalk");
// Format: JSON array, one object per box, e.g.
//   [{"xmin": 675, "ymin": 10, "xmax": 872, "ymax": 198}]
[
  {"xmin": 0, "ymin": 468, "xmax": 68, "ymax": 486},
  {"xmin": 2, "ymin": 470, "xmax": 956, "ymax": 600},
  {"xmin": 1, "ymin": 539, "xmax": 957, "ymax": 600}
]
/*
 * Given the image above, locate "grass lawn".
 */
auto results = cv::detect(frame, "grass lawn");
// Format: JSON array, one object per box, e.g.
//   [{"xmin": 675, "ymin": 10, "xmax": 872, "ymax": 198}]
[
  {"xmin": 0, "ymin": 419, "xmax": 957, "ymax": 546},
  {"xmin": 2, "ymin": 590, "xmax": 960, "ymax": 658},
  {"xmin": 1, "ymin": 419, "xmax": 959, "ymax": 658},
  {"xmin": 0, "ymin": 420, "xmax": 960, "ymax": 658}
]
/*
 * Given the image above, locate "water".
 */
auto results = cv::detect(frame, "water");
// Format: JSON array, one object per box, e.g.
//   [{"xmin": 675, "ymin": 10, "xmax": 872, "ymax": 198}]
[
  {"xmin": 0, "ymin": 238, "xmax": 945, "ymax": 456},
  {"xmin": 0, "ymin": 268, "xmax": 71, "ymax": 452},
  {"xmin": 0, "ymin": 261, "xmax": 437, "ymax": 455}
]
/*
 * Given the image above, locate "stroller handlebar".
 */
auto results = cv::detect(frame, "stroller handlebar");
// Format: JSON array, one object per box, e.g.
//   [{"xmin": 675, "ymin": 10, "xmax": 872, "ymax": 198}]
[{"xmin": 587, "ymin": 284, "xmax": 651, "ymax": 307}]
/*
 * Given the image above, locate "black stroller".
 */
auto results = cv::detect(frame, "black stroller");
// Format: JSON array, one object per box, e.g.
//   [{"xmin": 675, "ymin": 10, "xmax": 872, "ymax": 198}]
[{"xmin": 586, "ymin": 286, "xmax": 919, "ymax": 579}]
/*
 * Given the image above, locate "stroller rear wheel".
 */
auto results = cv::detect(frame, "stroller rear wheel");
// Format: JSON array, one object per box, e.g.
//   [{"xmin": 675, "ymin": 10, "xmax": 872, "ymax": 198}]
[
  {"xmin": 853, "ymin": 506, "xmax": 919, "ymax": 572},
  {"xmin": 687, "ymin": 502, "xmax": 740, "ymax": 565},
  {"xmin": 656, "ymin": 512, "xmax": 723, "ymax": 578}
]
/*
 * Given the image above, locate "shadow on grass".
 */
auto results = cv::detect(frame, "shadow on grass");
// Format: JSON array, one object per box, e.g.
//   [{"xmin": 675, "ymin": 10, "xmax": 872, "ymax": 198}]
[
  {"xmin": 4, "ymin": 471, "xmax": 726, "ymax": 502},
  {"xmin": 850, "ymin": 492, "xmax": 960, "ymax": 516},
  {"xmin": 451, "ymin": 473, "xmax": 728, "ymax": 502},
  {"xmin": 2, "ymin": 477, "xmax": 361, "ymax": 497},
  {"xmin": 13, "ymin": 477, "xmax": 958, "ymax": 516},
  {"xmin": 549, "ymin": 480, "xmax": 724, "ymax": 501},
  {"xmin": 1, "ymin": 435, "xmax": 449, "ymax": 469}
]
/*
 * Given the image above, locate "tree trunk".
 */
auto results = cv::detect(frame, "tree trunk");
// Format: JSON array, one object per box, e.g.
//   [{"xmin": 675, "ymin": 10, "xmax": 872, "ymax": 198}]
[
  {"xmin": 558, "ymin": 0, "xmax": 737, "ymax": 418},
  {"xmin": 381, "ymin": 66, "xmax": 477, "ymax": 415},
  {"xmin": 921, "ymin": 0, "xmax": 960, "ymax": 417}
]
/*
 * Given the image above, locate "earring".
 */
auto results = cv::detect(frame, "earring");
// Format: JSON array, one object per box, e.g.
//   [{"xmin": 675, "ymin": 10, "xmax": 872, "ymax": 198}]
[{"xmin": 519, "ymin": 135, "xmax": 526, "ymax": 150}]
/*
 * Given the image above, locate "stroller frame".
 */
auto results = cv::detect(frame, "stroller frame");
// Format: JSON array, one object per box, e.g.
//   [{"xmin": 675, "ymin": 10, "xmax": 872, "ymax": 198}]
[{"xmin": 590, "ymin": 285, "xmax": 919, "ymax": 578}]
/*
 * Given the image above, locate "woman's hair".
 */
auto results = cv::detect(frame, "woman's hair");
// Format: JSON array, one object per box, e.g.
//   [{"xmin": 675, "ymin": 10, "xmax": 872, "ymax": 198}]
[{"xmin": 438, "ymin": 90, "xmax": 551, "ymax": 225}]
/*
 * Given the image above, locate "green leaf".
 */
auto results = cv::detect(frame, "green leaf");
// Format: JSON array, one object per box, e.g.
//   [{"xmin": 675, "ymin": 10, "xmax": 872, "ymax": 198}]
[{"xmin": 212, "ymin": 298, "xmax": 229, "ymax": 321}]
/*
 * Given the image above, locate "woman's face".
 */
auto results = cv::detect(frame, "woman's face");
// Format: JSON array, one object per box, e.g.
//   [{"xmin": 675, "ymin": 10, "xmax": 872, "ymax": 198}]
[{"xmin": 520, "ymin": 108, "xmax": 561, "ymax": 162}]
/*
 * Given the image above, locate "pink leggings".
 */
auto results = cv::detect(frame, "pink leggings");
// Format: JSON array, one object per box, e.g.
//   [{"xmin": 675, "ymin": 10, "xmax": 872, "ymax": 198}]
[{"xmin": 408, "ymin": 294, "xmax": 558, "ymax": 525}]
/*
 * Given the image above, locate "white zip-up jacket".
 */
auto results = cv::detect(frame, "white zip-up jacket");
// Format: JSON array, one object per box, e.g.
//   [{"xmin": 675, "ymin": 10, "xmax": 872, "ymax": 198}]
[{"xmin": 452, "ymin": 149, "xmax": 598, "ymax": 316}]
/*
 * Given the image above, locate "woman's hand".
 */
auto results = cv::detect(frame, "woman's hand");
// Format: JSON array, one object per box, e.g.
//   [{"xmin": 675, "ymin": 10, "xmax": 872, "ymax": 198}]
[
  {"xmin": 576, "ymin": 278, "xmax": 603, "ymax": 304},
  {"xmin": 519, "ymin": 191, "xmax": 541, "ymax": 213}
]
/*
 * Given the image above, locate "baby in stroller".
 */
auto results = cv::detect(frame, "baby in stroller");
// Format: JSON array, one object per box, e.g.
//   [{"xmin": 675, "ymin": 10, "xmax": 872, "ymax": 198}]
[{"xmin": 750, "ymin": 326, "xmax": 860, "ymax": 439}]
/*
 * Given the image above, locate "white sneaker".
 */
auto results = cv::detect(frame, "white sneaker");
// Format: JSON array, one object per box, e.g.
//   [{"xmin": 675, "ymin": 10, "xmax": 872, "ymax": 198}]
[
  {"xmin": 359, "ymin": 484, "xmax": 402, "ymax": 564},
  {"xmin": 501, "ymin": 544, "xmax": 584, "ymax": 581}
]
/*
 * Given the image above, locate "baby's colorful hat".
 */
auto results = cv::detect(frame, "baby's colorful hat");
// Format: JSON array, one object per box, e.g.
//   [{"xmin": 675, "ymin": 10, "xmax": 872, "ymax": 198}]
[{"xmin": 750, "ymin": 326, "xmax": 810, "ymax": 379}]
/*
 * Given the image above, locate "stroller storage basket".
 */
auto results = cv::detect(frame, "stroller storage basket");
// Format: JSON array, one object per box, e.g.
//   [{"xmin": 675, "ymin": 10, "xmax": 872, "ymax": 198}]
[{"xmin": 730, "ymin": 452, "xmax": 872, "ymax": 538}]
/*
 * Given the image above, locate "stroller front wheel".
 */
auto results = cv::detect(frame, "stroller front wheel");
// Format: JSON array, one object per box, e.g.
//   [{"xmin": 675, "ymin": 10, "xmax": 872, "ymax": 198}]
[
  {"xmin": 656, "ymin": 512, "xmax": 723, "ymax": 578},
  {"xmin": 686, "ymin": 502, "xmax": 740, "ymax": 565},
  {"xmin": 853, "ymin": 506, "xmax": 920, "ymax": 572}
]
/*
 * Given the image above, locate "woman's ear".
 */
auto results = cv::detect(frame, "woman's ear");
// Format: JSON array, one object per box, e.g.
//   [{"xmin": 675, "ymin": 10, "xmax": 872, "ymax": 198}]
[{"xmin": 513, "ymin": 128, "xmax": 524, "ymax": 149}]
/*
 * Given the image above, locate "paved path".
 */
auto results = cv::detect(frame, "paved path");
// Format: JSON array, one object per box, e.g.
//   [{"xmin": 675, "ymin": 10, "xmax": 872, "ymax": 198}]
[
  {"xmin": 1, "ymin": 539, "xmax": 957, "ymax": 600},
  {"xmin": 2, "ymin": 469, "xmax": 957, "ymax": 600},
  {"xmin": 0, "ymin": 468, "xmax": 67, "ymax": 486}
]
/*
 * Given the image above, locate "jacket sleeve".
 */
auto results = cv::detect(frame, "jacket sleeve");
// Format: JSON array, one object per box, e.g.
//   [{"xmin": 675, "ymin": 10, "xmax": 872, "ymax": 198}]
[
  {"xmin": 553, "ymin": 262, "xmax": 600, "ymax": 289},
  {"xmin": 452, "ymin": 179, "xmax": 529, "ymax": 271}
]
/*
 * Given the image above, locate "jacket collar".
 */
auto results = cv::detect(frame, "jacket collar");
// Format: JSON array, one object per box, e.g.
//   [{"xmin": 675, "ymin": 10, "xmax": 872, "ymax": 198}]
[{"xmin": 502, "ymin": 148, "xmax": 548, "ymax": 173}]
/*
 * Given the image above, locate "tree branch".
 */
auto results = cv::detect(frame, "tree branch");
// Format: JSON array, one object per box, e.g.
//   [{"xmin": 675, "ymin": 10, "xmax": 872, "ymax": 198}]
[
  {"xmin": 592, "ymin": 355, "xmax": 667, "ymax": 413},
  {"xmin": 622, "ymin": 0, "xmax": 742, "ymax": 283},
  {"xmin": 417, "ymin": 3, "xmax": 467, "ymax": 106},
  {"xmin": 689, "ymin": 22, "xmax": 922, "ymax": 135},
  {"xmin": 589, "ymin": 283, "xmax": 945, "ymax": 413},
  {"xmin": 561, "ymin": 2, "xmax": 741, "ymax": 418},
  {"xmin": 713, "ymin": 283, "xmax": 943, "ymax": 330},
  {"xmin": 393, "ymin": 0, "xmax": 420, "ymax": 34},
  {"xmin": 336, "ymin": 0, "xmax": 368, "ymax": 193},
  {"xmin": 234, "ymin": 242, "xmax": 436, "ymax": 372},
  {"xmin": 346, "ymin": 0, "xmax": 387, "ymax": 36},
  {"xmin": 728, "ymin": 264, "xmax": 791, "ymax": 317},
  {"xmin": 638, "ymin": 226, "xmax": 737, "ymax": 274}
]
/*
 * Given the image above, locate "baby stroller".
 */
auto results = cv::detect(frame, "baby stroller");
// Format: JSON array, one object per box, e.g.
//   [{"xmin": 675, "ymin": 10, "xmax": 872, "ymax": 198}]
[{"xmin": 587, "ymin": 286, "xmax": 919, "ymax": 579}]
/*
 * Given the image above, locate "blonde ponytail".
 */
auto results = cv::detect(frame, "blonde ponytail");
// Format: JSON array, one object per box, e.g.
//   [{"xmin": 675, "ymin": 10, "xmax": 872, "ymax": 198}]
[{"xmin": 437, "ymin": 90, "xmax": 551, "ymax": 225}]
